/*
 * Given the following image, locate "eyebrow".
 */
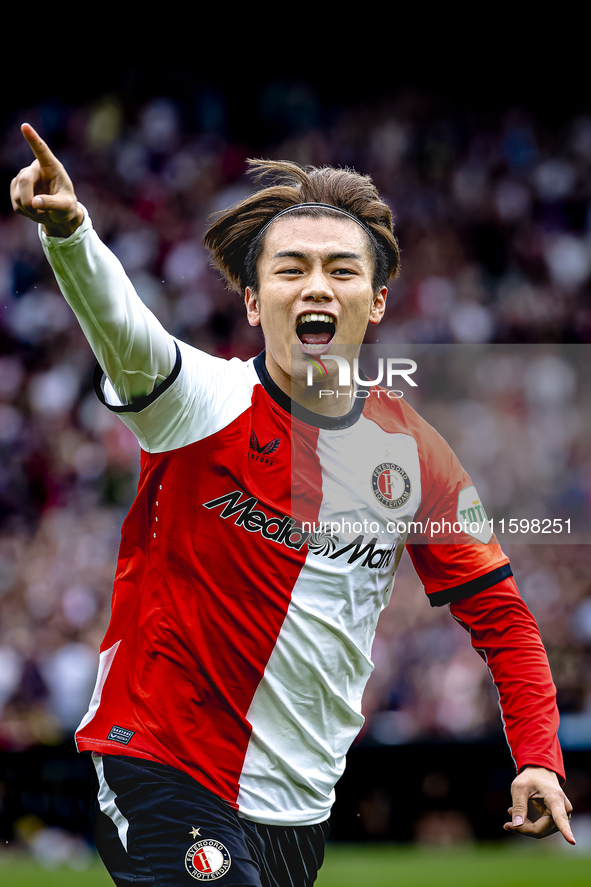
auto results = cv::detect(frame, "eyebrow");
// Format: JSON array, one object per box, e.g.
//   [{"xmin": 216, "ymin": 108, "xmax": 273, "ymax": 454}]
[{"xmin": 272, "ymin": 250, "xmax": 362, "ymax": 261}]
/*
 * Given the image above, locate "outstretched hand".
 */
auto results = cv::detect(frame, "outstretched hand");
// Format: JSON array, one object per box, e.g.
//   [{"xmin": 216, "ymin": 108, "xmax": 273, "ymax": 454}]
[
  {"xmin": 504, "ymin": 766, "xmax": 575, "ymax": 845},
  {"xmin": 10, "ymin": 123, "xmax": 83, "ymax": 238}
]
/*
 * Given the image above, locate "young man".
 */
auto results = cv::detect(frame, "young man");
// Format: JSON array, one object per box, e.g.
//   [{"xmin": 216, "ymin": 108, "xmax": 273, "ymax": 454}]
[{"xmin": 11, "ymin": 123, "xmax": 574, "ymax": 887}]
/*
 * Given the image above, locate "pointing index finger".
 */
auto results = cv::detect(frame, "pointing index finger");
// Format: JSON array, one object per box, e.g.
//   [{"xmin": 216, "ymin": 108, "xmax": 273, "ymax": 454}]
[
  {"xmin": 548, "ymin": 796, "xmax": 576, "ymax": 845},
  {"xmin": 21, "ymin": 123, "xmax": 59, "ymax": 167}
]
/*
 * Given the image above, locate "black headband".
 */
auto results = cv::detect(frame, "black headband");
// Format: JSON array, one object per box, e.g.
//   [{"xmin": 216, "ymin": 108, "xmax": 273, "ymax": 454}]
[{"xmin": 256, "ymin": 202, "xmax": 375, "ymax": 241}]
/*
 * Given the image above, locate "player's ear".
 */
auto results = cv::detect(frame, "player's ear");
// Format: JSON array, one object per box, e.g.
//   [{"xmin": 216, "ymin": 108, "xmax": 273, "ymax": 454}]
[
  {"xmin": 245, "ymin": 287, "xmax": 261, "ymax": 327},
  {"xmin": 369, "ymin": 286, "xmax": 388, "ymax": 325}
]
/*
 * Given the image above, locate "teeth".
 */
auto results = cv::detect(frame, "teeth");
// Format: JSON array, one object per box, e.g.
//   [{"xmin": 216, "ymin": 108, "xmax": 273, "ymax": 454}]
[{"xmin": 297, "ymin": 314, "xmax": 335, "ymax": 325}]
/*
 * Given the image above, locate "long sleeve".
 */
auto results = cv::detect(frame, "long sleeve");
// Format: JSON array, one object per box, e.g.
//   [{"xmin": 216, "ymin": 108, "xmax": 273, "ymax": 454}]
[
  {"xmin": 38, "ymin": 205, "xmax": 176, "ymax": 403},
  {"xmin": 450, "ymin": 576, "xmax": 565, "ymax": 782}
]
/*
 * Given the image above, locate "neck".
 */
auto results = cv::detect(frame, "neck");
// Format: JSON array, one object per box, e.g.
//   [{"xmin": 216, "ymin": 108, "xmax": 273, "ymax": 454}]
[{"xmin": 264, "ymin": 351, "xmax": 356, "ymax": 417}]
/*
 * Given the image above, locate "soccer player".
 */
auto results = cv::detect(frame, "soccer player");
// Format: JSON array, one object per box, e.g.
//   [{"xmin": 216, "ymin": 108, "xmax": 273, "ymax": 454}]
[{"xmin": 11, "ymin": 123, "xmax": 574, "ymax": 887}]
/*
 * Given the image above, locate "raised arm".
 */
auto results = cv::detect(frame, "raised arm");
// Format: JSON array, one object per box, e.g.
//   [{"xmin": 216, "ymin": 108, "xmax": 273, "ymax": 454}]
[{"xmin": 10, "ymin": 124, "xmax": 175, "ymax": 403}]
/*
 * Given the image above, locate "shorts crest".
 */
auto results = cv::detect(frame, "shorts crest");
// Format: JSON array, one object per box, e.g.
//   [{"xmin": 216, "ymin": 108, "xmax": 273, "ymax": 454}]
[{"xmin": 185, "ymin": 839, "xmax": 231, "ymax": 881}]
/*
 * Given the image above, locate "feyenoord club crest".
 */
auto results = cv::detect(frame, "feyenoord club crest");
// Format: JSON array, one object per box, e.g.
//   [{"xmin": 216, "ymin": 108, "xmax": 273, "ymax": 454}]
[
  {"xmin": 185, "ymin": 840, "xmax": 231, "ymax": 881},
  {"xmin": 372, "ymin": 463, "xmax": 411, "ymax": 508}
]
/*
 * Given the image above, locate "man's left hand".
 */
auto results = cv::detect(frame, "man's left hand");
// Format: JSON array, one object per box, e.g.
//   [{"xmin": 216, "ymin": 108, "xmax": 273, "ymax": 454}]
[{"xmin": 504, "ymin": 766, "xmax": 575, "ymax": 844}]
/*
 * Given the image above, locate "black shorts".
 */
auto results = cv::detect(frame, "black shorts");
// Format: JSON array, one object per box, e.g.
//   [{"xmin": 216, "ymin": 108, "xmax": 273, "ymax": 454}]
[{"xmin": 91, "ymin": 754, "xmax": 329, "ymax": 887}]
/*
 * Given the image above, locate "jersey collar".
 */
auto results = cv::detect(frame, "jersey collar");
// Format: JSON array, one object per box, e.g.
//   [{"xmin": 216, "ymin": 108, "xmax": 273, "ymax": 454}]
[{"xmin": 253, "ymin": 352, "xmax": 366, "ymax": 430}]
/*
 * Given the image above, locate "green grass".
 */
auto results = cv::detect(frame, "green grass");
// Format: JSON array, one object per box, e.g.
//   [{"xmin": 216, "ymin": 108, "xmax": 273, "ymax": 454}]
[
  {"xmin": 317, "ymin": 844, "xmax": 591, "ymax": 887},
  {"xmin": 1, "ymin": 844, "xmax": 591, "ymax": 887},
  {"xmin": 0, "ymin": 856, "xmax": 112, "ymax": 886}
]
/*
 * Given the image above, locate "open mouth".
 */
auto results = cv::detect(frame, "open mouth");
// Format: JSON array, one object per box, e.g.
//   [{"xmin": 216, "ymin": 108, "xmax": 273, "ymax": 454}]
[{"xmin": 296, "ymin": 312, "xmax": 336, "ymax": 352}]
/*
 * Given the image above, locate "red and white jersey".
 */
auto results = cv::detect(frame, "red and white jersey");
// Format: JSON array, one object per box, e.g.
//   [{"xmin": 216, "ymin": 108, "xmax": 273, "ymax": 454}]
[
  {"xmin": 40, "ymin": 210, "xmax": 562, "ymax": 827},
  {"xmin": 74, "ymin": 341, "xmax": 509, "ymax": 825}
]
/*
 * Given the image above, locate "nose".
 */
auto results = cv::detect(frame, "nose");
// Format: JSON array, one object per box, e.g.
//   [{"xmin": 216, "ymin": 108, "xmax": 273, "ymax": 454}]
[{"xmin": 300, "ymin": 267, "xmax": 333, "ymax": 302}]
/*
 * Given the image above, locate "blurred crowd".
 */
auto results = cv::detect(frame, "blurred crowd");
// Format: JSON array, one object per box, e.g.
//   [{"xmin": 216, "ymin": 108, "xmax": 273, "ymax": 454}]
[{"xmin": 0, "ymin": 88, "xmax": 591, "ymax": 753}]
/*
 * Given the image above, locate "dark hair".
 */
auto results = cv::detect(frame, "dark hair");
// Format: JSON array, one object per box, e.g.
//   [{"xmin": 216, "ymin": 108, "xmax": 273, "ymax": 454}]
[{"xmin": 202, "ymin": 159, "xmax": 400, "ymax": 294}]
